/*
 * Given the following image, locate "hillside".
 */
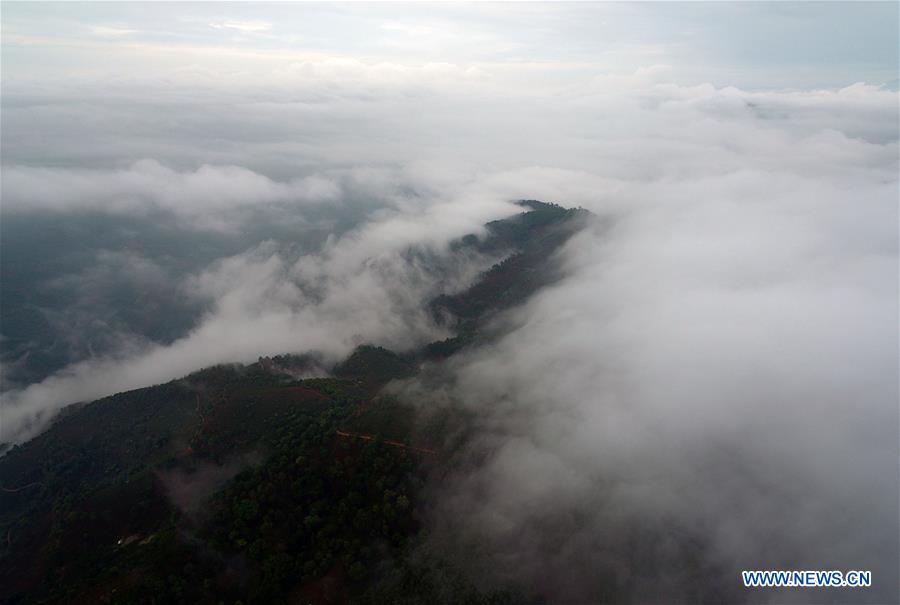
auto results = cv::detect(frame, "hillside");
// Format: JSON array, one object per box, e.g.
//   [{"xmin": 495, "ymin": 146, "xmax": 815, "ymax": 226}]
[{"xmin": 0, "ymin": 201, "xmax": 590, "ymax": 604}]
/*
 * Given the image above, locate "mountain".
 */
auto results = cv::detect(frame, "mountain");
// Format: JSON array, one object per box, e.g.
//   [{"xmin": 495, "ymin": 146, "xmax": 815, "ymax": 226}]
[{"xmin": 0, "ymin": 201, "xmax": 590, "ymax": 605}]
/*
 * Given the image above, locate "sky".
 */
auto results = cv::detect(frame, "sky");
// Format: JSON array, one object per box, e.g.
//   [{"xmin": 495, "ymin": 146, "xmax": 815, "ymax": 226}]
[
  {"xmin": 3, "ymin": 2, "xmax": 898, "ymax": 91},
  {"xmin": 1, "ymin": 3, "xmax": 898, "ymax": 602}
]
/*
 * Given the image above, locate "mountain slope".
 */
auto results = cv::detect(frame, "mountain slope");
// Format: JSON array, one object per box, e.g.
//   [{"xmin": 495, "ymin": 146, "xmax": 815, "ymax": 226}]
[{"xmin": 0, "ymin": 200, "xmax": 590, "ymax": 604}]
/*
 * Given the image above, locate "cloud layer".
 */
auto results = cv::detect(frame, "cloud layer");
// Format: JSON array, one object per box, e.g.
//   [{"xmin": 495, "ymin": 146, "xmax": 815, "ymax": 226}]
[
  {"xmin": 1, "ymin": 183, "xmax": 519, "ymax": 443},
  {"xmin": 1, "ymin": 6, "xmax": 897, "ymax": 600},
  {"xmin": 1, "ymin": 160, "xmax": 339, "ymax": 227},
  {"xmin": 393, "ymin": 83, "xmax": 898, "ymax": 603}
]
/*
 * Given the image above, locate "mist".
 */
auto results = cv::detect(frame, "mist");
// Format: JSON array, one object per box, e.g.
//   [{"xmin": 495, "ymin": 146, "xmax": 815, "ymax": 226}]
[
  {"xmin": 409, "ymin": 155, "xmax": 897, "ymax": 601},
  {"xmin": 1, "ymin": 3, "xmax": 898, "ymax": 603}
]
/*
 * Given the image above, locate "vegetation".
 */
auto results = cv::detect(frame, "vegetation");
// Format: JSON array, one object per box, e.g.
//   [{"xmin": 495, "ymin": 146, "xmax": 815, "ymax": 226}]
[
  {"xmin": 0, "ymin": 201, "xmax": 588, "ymax": 604},
  {"xmin": 333, "ymin": 346, "xmax": 416, "ymax": 386},
  {"xmin": 427, "ymin": 200, "xmax": 589, "ymax": 358}
]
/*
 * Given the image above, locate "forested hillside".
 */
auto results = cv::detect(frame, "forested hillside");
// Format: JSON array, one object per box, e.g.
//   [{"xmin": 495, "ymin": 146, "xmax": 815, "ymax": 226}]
[{"xmin": 0, "ymin": 201, "xmax": 589, "ymax": 604}]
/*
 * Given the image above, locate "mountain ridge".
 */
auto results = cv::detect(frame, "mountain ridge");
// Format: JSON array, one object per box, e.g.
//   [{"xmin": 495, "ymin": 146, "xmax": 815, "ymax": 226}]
[{"xmin": 0, "ymin": 200, "xmax": 591, "ymax": 604}]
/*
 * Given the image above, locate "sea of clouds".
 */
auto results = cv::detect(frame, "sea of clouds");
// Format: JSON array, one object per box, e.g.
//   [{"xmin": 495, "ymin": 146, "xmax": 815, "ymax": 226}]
[{"xmin": 1, "ymin": 50, "xmax": 897, "ymax": 603}]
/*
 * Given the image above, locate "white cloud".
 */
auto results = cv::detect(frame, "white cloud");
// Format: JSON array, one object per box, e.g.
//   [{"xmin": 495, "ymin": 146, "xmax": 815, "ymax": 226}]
[
  {"xmin": 0, "ymin": 177, "xmax": 518, "ymax": 444},
  {"xmin": 388, "ymin": 82, "xmax": 898, "ymax": 603},
  {"xmin": 209, "ymin": 20, "xmax": 272, "ymax": 33},
  {"xmin": 0, "ymin": 12, "xmax": 896, "ymax": 596},
  {"xmin": 1, "ymin": 160, "xmax": 340, "ymax": 229},
  {"xmin": 90, "ymin": 25, "xmax": 138, "ymax": 37}
]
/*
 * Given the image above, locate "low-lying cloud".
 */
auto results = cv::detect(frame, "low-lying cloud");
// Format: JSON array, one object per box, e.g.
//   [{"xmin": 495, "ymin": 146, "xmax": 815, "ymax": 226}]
[
  {"xmin": 1, "ymin": 160, "xmax": 339, "ymax": 228},
  {"xmin": 1, "ymin": 48, "xmax": 896, "ymax": 603},
  {"xmin": 394, "ymin": 84, "xmax": 898, "ymax": 603},
  {"xmin": 0, "ymin": 184, "xmax": 518, "ymax": 444}
]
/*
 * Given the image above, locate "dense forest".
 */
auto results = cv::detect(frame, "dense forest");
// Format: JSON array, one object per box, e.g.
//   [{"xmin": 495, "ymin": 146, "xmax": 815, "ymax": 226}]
[{"xmin": 0, "ymin": 201, "xmax": 589, "ymax": 604}]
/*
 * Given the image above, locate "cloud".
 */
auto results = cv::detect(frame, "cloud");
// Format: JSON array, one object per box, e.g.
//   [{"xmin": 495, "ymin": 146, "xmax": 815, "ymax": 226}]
[
  {"xmin": 90, "ymin": 25, "xmax": 138, "ymax": 38},
  {"xmin": 209, "ymin": 20, "xmax": 272, "ymax": 33},
  {"xmin": 0, "ymin": 18, "xmax": 896, "ymax": 598},
  {"xmin": 390, "ymin": 83, "xmax": 898, "ymax": 603},
  {"xmin": 1, "ymin": 160, "xmax": 339, "ymax": 229},
  {"xmin": 0, "ymin": 184, "xmax": 519, "ymax": 444}
]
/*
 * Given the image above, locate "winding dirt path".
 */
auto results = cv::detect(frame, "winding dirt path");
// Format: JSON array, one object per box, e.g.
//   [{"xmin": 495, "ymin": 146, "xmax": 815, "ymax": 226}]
[{"xmin": 0, "ymin": 481, "xmax": 42, "ymax": 493}]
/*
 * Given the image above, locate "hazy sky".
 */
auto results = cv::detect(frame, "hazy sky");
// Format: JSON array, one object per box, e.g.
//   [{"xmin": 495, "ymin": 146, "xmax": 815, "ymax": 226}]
[{"xmin": 3, "ymin": 2, "xmax": 898, "ymax": 91}]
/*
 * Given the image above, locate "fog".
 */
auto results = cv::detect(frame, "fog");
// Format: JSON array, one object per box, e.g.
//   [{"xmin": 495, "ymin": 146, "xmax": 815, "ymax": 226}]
[
  {"xmin": 1, "ymin": 185, "xmax": 520, "ymax": 442},
  {"xmin": 1, "ymin": 3, "xmax": 897, "ymax": 602},
  {"xmin": 410, "ymin": 155, "xmax": 897, "ymax": 601}
]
